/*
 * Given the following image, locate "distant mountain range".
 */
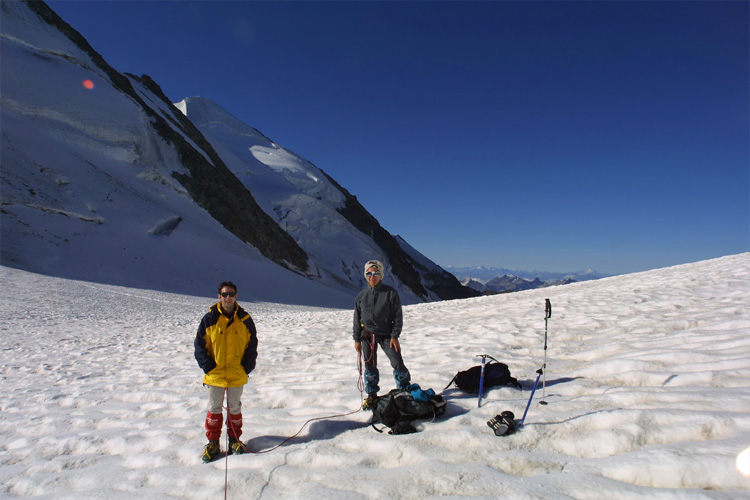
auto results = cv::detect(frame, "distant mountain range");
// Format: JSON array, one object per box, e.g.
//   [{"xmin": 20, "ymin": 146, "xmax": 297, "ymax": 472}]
[{"xmin": 446, "ymin": 266, "xmax": 610, "ymax": 294}]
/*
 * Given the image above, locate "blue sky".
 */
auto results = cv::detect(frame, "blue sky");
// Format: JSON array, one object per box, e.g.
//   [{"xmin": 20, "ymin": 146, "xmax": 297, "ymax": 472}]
[{"xmin": 47, "ymin": 1, "xmax": 748, "ymax": 275}]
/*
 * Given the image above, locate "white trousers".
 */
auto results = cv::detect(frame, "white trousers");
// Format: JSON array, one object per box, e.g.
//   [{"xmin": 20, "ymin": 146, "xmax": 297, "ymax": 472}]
[{"xmin": 206, "ymin": 385, "xmax": 244, "ymax": 415}]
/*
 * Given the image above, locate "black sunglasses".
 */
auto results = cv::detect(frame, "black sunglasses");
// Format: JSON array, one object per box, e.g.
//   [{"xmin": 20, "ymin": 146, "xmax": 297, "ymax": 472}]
[
  {"xmin": 220, "ymin": 292, "xmax": 236, "ymax": 298},
  {"xmin": 365, "ymin": 271, "xmax": 381, "ymax": 277}
]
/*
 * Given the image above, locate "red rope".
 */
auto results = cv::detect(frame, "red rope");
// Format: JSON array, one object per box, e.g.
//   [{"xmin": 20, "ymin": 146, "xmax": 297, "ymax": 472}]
[
  {"xmin": 217, "ymin": 320, "xmax": 371, "ymax": 497},
  {"xmin": 248, "ymin": 349, "xmax": 366, "ymax": 454},
  {"xmin": 220, "ymin": 348, "xmax": 366, "ymax": 500},
  {"xmin": 223, "ymin": 389, "xmax": 229, "ymax": 500},
  {"xmin": 248, "ymin": 405, "xmax": 363, "ymax": 455}
]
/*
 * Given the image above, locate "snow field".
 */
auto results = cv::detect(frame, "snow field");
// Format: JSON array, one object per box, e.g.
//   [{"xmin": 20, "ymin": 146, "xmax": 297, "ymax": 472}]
[{"xmin": 1, "ymin": 253, "xmax": 749, "ymax": 499}]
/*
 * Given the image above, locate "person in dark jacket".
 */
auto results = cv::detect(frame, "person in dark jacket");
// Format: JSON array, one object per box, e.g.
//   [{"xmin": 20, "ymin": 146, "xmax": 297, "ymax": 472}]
[
  {"xmin": 353, "ymin": 260, "xmax": 411, "ymax": 410},
  {"xmin": 194, "ymin": 281, "xmax": 258, "ymax": 462}
]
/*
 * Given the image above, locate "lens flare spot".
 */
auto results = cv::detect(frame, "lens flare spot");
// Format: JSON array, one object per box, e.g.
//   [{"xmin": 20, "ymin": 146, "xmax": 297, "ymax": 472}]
[
  {"xmin": 82, "ymin": 79, "xmax": 95, "ymax": 90},
  {"xmin": 738, "ymin": 447, "xmax": 750, "ymax": 476}
]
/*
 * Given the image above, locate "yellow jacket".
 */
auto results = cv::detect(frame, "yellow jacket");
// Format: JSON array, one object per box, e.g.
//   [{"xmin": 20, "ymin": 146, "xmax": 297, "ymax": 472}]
[{"xmin": 194, "ymin": 302, "xmax": 258, "ymax": 388}]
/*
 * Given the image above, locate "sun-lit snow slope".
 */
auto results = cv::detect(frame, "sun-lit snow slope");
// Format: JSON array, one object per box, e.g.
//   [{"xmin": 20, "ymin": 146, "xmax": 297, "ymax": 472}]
[
  {"xmin": 0, "ymin": 253, "xmax": 748, "ymax": 499},
  {"xmin": 175, "ymin": 97, "xmax": 426, "ymax": 302}
]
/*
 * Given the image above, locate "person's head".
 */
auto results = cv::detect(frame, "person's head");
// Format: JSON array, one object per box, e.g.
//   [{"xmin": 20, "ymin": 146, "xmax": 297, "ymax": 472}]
[
  {"xmin": 364, "ymin": 260, "xmax": 384, "ymax": 288},
  {"xmin": 218, "ymin": 281, "xmax": 237, "ymax": 312}
]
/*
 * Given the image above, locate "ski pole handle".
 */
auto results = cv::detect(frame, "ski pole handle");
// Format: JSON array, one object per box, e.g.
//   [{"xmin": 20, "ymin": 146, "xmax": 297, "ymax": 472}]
[{"xmin": 545, "ymin": 299, "xmax": 551, "ymax": 319}]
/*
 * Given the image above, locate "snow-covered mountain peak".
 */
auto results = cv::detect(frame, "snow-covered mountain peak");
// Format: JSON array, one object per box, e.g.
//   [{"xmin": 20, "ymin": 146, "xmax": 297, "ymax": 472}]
[
  {"xmin": 174, "ymin": 96, "xmax": 340, "ymax": 203},
  {"xmin": 175, "ymin": 97, "xmax": 267, "ymax": 143},
  {"xmin": 1, "ymin": 1, "xmax": 476, "ymax": 306}
]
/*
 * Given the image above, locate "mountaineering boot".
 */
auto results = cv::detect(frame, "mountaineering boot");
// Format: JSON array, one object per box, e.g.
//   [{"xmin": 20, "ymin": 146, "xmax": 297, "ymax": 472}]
[
  {"xmin": 201, "ymin": 440, "xmax": 220, "ymax": 463},
  {"xmin": 362, "ymin": 393, "xmax": 378, "ymax": 411},
  {"xmin": 229, "ymin": 438, "xmax": 245, "ymax": 455}
]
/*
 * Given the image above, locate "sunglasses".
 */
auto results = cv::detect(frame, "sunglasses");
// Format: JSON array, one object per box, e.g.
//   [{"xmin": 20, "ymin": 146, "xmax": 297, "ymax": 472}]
[
  {"xmin": 220, "ymin": 292, "xmax": 236, "ymax": 298},
  {"xmin": 365, "ymin": 271, "xmax": 381, "ymax": 277}
]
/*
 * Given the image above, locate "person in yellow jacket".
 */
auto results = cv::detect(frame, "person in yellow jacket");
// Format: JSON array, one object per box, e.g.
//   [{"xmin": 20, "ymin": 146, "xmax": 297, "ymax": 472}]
[{"xmin": 194, "ymin": 281, "xmax": 258, "ymax": 462}]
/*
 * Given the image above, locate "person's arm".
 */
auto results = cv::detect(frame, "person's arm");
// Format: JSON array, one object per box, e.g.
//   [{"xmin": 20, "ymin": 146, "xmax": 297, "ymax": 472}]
[
  {"xmin": 241, "ymin": 315, "xmax": 258, "ymax": 374},
  {"xmin": 390, "ymin": 289, "xmax": 403, "ymax": 339},
  {"xmin": 194, "ymin": 318, "xmax": 217, "ymax": 374},
  {"xmin": 354, "ymin": 294, "xmax": 367, "ymax": 351}
]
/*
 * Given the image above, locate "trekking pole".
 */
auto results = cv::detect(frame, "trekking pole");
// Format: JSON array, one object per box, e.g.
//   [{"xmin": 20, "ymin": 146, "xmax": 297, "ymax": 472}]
[
  {"xmin": 476, "ymin": 354, "xmax": 490, "ymax": 408},
  {"xmin": 540, "ymin": 299, "xmax": 551, "ymax": 405},
  {"xmin": 520, "ymin": 367, "xmax": 543, "ymax": 426}
]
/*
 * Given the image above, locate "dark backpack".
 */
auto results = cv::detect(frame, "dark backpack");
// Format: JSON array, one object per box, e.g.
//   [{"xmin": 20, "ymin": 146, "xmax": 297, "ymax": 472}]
[
  {"xmin": 445, "ymin": 357, "xmax": 522, "ymax": 392},
  {"xmin": 371, "ymin": 388, "xmax": 447, "ymax": 435}
]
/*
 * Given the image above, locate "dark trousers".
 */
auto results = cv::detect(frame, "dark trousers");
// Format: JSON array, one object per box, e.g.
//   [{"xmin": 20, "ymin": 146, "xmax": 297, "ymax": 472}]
[{"xmin": 362, "ymin": 335, "xmax": 411, "ymax": 395}]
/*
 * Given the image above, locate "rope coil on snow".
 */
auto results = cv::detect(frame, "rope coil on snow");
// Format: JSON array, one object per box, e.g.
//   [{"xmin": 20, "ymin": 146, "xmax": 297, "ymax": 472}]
[{"xmin": 220, "ymin": 352, "xmax": 366, "ymax": 497}]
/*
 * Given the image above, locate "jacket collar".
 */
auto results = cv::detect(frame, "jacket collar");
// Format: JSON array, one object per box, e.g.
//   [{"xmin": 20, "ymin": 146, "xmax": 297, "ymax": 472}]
[{"xmin": 212, "ymin": 302, "xmax": 243, "ymax": 318}]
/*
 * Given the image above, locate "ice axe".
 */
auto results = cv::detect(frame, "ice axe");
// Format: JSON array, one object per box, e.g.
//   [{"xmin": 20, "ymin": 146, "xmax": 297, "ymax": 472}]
[
  {"xmin": 540, "ymin": 299, "xmax": 551, "ymax": 405},
  {"xmin": 476, "ymin": 354, "xmax": 493, "ymax": 408}
]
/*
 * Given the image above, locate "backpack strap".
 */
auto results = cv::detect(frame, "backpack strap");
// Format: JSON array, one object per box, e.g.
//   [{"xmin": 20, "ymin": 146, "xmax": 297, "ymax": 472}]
[
  {"xmin": 443, "ymin": 374, "xmax": 458, "ymax": 390},
  {"xmin": 371, "ymin": 419, "xmax": 386, "ymax": 433},
  {"xmin": 389, "ymin": 420, "xmax": 417, "ymax": 435}
]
